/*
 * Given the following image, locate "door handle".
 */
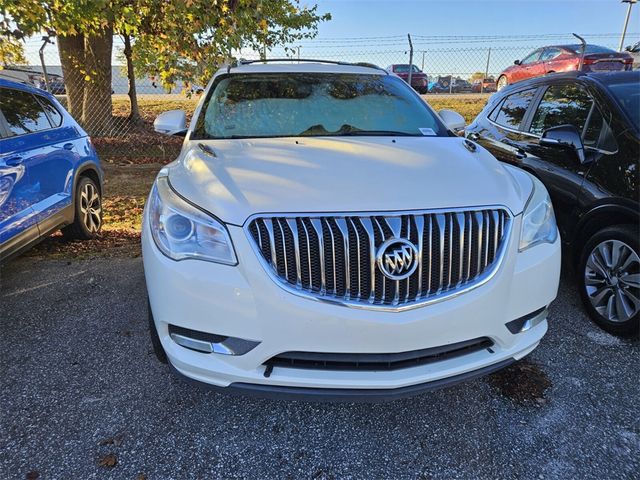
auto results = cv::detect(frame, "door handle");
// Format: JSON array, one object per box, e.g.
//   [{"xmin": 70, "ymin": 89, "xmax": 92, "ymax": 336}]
[
  {"xmin": 467, "ymin": 132, "xmax": 480, "ymax": 141},
  {"xmin": 63, "ymin": 143, "xmax": 74, "ymax": 150},
  {"xmin": 4, "ymin": 156, "xmax": 23, "ymax": 166},
  {"xmin": 515, "ymin": 149, "xmax": 527, "ymax": 160}
]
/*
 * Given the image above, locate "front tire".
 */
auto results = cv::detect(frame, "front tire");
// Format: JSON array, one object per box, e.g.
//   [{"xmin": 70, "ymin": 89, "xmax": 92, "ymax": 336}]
[
  {"xmin": 62, "ymin": 176, "xmax": 102, "ymax": 240},
  {"xmin": 578, "ymin": 225, "xmax": 640, "ymax": 336},
  {"xmin": 496, "ymin": 75, "xmax": 508, "ymax": 91}
]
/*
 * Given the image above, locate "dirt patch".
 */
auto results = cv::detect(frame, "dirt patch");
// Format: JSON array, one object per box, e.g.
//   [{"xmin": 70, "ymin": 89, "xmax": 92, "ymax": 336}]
[
  {"xmin": 487, "ymin": 360, "xmax": 552, "ymax": 405},
  {"xmin": 94, "ymin": 133, "xmax": 182, "ymax": 165},
  {"xmin": 103, "ymin": 164, "xmax": 161, "ymax": 197}
]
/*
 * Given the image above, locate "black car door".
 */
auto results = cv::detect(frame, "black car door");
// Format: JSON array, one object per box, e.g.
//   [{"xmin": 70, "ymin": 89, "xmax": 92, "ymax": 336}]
[
  {"xmin": 516, "ymin": 81, "xmax": 609, "ymax": 239},
  {"xmin": 468, "ymin": 87, "xmax": 539, "ymax": 166}
]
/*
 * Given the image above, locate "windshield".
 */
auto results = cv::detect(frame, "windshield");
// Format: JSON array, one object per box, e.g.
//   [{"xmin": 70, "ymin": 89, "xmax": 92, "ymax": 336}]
[
  {"xmin": 567, "ymin": 44, "xmax": 617, "ymax": 55},
  {"xmin": 394, "ymin": 65, "xmax": 420, "ymax": 73},
  {"xmin": 193, "ymin": 73, "xmax": 446, "ymax": 139},
  {"xmin": 608, "ymin": 81, "xmax": 640, "ymax": 130}
]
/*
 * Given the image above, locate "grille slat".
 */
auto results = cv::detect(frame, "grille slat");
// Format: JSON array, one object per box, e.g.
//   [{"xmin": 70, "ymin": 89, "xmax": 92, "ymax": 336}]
[
  {"xmin": 335, "ymin": 218, "xmax": 351, "ymax": 299},
  {"xmin": 249, "ymin": 209, "xmax": 511, "ymax": 309},
  {"xmin": 415, "ymin": 215, "xmax": 425, "ymax": 299},
  {"xmin": 286, "ymin": 218, "xmax": 302, "ymax": 288}
]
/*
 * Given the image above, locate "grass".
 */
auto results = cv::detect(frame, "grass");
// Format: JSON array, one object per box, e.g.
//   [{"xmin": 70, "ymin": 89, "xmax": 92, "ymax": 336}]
[{"xmin": 424, "ymin": 95, "xmax": 488, "ymax": 123}]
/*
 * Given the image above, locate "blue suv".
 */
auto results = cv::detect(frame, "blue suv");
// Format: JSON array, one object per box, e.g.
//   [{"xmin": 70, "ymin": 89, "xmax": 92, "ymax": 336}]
[{"xmin": 0, "ymin": 78, "xmax": 103, "ymax": 262}]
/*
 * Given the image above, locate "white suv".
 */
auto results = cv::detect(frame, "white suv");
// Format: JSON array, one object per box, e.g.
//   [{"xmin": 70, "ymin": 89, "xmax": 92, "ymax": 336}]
[{"xmin": 143, "ymin": 61, "xmax": 561, "ymax": 401}]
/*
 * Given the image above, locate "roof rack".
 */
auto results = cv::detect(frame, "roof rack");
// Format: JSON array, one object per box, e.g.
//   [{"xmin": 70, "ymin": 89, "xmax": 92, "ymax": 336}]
[{"xmin": 229, "ymin": 58, "xmax": 388, "ymax": 74}]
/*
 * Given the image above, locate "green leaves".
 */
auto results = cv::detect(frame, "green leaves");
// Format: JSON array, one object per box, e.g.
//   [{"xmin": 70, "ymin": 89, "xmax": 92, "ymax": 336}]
[
  {"xmin": 0, "ymin": 36, "xmax": 26, "ymax": 66},
  {"xmin": 129, "ymin": 0, "xmax": 331, "ymax": 90}
]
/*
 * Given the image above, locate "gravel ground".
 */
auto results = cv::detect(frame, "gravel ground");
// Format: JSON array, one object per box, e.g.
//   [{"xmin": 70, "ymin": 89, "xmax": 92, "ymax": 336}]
[{"xmin": 1, "ymin": 255, "xmax": 638, "ymax": 479}]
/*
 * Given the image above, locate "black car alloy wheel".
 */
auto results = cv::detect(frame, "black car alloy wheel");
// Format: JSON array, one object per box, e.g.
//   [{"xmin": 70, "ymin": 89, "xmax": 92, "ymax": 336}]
[{"xmin": 580, "ymin": 225, "xmax": 640, "ymax": 336}]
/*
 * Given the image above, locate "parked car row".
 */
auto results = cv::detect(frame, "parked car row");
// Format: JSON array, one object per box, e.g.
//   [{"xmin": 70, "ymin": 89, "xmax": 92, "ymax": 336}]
[
  {"xmin": 387, "ymin": 40, "xmax": 636, "ymax": 96},
  {"xmin": 1, "ymin": 59, "xmax": 637, "ymax": 403}
]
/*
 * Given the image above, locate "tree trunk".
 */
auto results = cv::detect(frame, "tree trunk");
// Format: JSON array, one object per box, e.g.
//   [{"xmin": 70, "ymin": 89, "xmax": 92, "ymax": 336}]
[
  {"xmin": 82, "ymin": 27, "xmax": 114, "ymax": 134},
  {"xmin": 57, "ymin": 34, "xmax": 85, "ymax": 119},
  {"xmin": 122, "ymin": 34, "xmax": 141, "ymax": 123}
]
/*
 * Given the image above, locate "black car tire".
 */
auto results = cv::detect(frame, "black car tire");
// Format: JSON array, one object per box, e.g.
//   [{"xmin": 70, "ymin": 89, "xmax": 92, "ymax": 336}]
[
  {"xmin": 578, "ymin": 224, "xmax": 640, "ymax": 337},
  {"xmin": 148, "ymin": 298, "xmax": 168, "ymax": 364},
  {"xmin": 62, "ymin": 176, "xmax": 102, "ymax": 240}
]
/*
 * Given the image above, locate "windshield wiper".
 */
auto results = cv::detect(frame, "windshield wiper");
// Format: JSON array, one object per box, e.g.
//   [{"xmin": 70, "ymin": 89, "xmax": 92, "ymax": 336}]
[
  {"xmin": 299, "ymin": 124, "xmax": 420, "ymax": 137},
  {"xmin": 337, "ymin": 130, "xmax": 419, "ymax": 137}
]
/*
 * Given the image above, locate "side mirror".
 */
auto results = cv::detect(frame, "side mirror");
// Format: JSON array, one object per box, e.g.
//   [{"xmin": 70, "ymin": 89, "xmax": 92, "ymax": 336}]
[
  {"xmin": 438, "ymin": 109, "xmax": 466, "ymax": 132},
  {"xmin": 625, "ymin": 45, "xmax": 631, "ymax": 52},
  {"xmin": 540, "ymin": 124, "xmax": 585, "ymax": 163},
  {"xmin": 154, "ymin": 110, "xmax": 187, "ymax": 135},
  {"xmin": 514, "ymin": 60, "xmax": 521, "ymax": 65}
]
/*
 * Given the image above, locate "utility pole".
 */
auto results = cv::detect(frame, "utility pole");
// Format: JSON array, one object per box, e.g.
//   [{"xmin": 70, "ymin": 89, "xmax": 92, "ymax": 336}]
[
  {"xmin": 619, "ymin": 0, "xmax": 637, "ymax": 52},
  {"xmin": 297, "ymin": 46, "xmax": 301, "ymax": 63},
  {"xmin": 482, "ymin": 48, "xmax": 491, "ymax": 94},
  {"xmin": 407, "ymin": 34, "xmax": 414, "ymax": 87},
  {"xmin": 421, "ymin": 51, "xmax": 426, "ymax": 71}
]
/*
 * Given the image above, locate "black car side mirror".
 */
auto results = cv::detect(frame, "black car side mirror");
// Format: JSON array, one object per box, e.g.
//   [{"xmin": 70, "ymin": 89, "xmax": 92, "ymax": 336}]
[
  {"xmin": 540, "ymin": 124, "xmax": 586, "ymax": 163},
  {"xmin": 514, "ymin": 60, "xmax": 521, "ymax": 65}
]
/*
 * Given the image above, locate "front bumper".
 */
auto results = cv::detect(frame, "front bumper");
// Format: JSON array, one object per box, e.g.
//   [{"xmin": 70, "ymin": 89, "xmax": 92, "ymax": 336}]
[{"xmin": 142, "ymin": 214, "xmax": 561, "ymax": 398}]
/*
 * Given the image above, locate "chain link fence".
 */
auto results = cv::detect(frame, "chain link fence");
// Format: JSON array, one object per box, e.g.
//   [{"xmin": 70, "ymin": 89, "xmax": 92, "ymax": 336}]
[{"xmin": 2, "ymin": 33, "xmax": 631, "ymax": 162}]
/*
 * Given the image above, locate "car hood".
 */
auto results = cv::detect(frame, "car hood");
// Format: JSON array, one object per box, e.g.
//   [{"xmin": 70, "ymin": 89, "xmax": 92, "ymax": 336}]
[{"xmin": 167, "ymin": 137, "xmax": 531, "ymax": 226}]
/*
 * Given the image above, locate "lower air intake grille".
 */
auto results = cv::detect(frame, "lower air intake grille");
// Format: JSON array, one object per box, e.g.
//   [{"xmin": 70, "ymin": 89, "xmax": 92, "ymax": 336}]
[{"xmin": 264, "ymin": 337, "xmax": 493, "ymax": 372}]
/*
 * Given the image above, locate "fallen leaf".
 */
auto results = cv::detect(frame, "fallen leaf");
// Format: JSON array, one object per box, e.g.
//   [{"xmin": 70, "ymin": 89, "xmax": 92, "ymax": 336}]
[
  {"xmin": 25, "ymin": 471, "xmax": 39, "ymax": 480},
  {"xmin": 98, "ymin": 453, "xmax": 118, "ymax": 468},
  {"xmin": 100, "ymin": 434, "xmax": 124, "ymax": 447}
]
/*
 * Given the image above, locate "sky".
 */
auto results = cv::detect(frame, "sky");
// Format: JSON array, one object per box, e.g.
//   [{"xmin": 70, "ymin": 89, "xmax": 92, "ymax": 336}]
[{"xmin": 310, "ymin": 0, "xmax": 639, "ymax": 40}]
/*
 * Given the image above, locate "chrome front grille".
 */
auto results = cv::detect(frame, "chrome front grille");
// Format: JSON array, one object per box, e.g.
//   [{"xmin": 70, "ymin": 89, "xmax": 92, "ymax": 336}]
[{"xmin": 247, "ymin": 208, "xmax": 511, "ymax": 310}]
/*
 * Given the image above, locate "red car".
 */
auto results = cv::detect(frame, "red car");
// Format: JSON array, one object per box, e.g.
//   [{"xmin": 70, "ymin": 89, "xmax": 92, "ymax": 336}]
[
  {"xmin": 471, "ymin": 78, "xmax": 497, "ymax": 93},
  {"xmin": 496, "ymin": 44, "xmax": 633, "ymax": 90},
  {"xmin": 386, "ymin": 64, "xmax": 428, "ymax": 93}
]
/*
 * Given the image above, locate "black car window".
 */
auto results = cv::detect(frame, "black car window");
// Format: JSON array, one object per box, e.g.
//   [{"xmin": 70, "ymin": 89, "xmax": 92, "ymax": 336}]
[
  {"xmin": 36, "ymin": 95, "xmax": 63, "ymax": 127},
  {"xmin": 530, "ymin": 84, "xmax": 593, "ymax": 137},
  {"xmin": 0, "ymin": 88, "xmax": 53, "ymax": 136},
  {"xmin": 530, "ymin": 83, "xmax": 616, "ymax": 151},
  {"xmin": 491, "ymin": 88, "xmax": 537, "ymax": 130}
]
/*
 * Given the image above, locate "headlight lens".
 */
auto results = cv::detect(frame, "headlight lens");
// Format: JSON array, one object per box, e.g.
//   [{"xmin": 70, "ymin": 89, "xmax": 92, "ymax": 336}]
[
  {"xmin": 519, "ymin": 176, "xmax": 558, "ymax": 251},
  {"xmin": 147, "ymin": 175, "xmax": 237, "ymax": 264}
]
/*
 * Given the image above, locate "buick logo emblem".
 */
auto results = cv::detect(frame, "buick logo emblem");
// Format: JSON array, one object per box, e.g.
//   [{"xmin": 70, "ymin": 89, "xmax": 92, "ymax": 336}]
[{"xmin": 376, "ymin": 238, "xmax": 419, "ymax": 280}]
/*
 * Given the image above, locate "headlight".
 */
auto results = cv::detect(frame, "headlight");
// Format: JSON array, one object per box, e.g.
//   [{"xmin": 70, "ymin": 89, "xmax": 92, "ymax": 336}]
[
  {"xmin": 519, "ymin": 176, "xmax": 558, "ymax": 251},
  {"xmin": 147, "ymin": 174, "xmax": 237, "ymax": 264}
]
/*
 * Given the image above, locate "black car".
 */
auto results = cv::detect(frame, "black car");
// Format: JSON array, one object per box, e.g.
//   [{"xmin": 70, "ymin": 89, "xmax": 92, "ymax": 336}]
[{"xmin": 466, "ymin": 71, "xmax": 639, "ymax": 335}]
